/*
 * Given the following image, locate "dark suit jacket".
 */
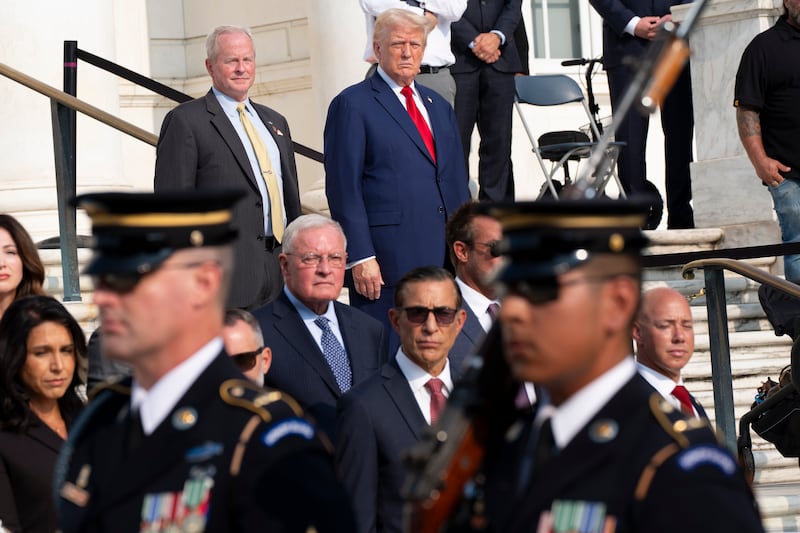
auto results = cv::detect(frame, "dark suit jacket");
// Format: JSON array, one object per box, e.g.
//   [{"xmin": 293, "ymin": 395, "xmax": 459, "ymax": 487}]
[
  {"xmin": 57, "ymin": 352, "xmax": 354, "ymax": 533},
  {"xmin": 450, "ymin": 0, "xmax": 523, "ymax": 75},
  {"xmin": 588, "ymin": 0, "xmax": 693, "ymax": 69},
  {"xmin": 324, "ymin": 74, "xmax": 470, "ymax": 324},
  {"xmin": 488, "ymin": 374, "xmax": 763, "ymax": 533},
  {"xmin": 253, "ymin": 290, "xmax": 388, "ymax": 443},
  {"xmin": 337, "ymin": 359, "xmax": 452, "ymax": 533},
  {"xmin": 449, "ymin": 303, "xmax": 485, "ymax": 376},
  {"xmin": 154, "ymin": 90, "xmax": 302, "ymax": 309},
  {"xmin": 0, "ymin": 420, "xmax": 64, "ymax": 533}
]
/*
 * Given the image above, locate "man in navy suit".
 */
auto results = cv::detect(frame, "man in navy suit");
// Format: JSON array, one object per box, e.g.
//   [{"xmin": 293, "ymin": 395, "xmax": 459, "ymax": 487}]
[
  {"xmin": 445, "ymin": 201, "xmax": 502, "ymax": 374},
  {"xmin": 324, "ymin": 9, "xmax": 470, "ymax": 340},
  {"xmin": 155, "ymin": 25, "xmax": 302, "ymax": 309},
  {"xmin": 634, "ymin": 287, "xmax": 707, "ymax": 418},
  {"xmin": 253, "ymin": 215, "xmax": 387, "ymax": 444},
  {"xmin": 588, "ymin": 0, "xmax": 695, "ymax": 229},
  {"xmin": 336, "ymin": 266, "xmax": 466, "ymax": 533},
  {"xmin": 450, "ymin": 0, "xmax": 523, "ymax": 202}
]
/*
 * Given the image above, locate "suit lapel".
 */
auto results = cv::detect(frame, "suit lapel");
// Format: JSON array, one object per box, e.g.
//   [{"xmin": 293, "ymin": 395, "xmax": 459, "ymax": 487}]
[
  {"xmin": 335, "ymin": 302, "xmax": 372, "ymax": 385},
  {"xmin": 27, "ymin": 419, "xmax": 64, "ymax": 453},
  {"xmin": 370, "ymin": 75, "xmax": 435, "ymax": 165},
  {"xmin": 460, "ymin": 305, "xmax": 485, "ymax": 347},
  {"xmin": 272, "ymin": 293, "xmax": 342, "ymax": 396},
  {"xmin": 382, "ymin": 360, "xmax": 427, "ymax": 440},
  {"xmin": 203, "ymin": 91, "xmax": 260, "ymax": 192}
]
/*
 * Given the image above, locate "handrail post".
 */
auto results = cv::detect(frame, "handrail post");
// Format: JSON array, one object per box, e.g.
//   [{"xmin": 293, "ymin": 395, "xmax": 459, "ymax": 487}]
[
  {"xmin": 53, "ymin": 40, "xmax": 81, "ymax": 302},
  {"xmin": 704, "ymin": 267, "xmax": 736, "ymax": 452}
]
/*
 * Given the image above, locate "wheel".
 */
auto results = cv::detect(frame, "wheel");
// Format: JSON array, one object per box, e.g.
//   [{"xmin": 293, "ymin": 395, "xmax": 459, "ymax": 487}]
[{"xmin": 642, "ymin": 180, "xmax": 663, "ymax": 230}]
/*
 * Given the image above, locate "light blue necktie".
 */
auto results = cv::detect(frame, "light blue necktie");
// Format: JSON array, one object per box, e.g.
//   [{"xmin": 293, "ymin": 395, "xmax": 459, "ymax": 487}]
[{"xmin": 314, "ymin": 316, "xmax": 352, "ymax": 393}]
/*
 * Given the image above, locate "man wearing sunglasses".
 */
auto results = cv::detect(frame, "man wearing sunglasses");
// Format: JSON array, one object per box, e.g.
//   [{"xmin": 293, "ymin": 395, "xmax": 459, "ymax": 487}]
[
  {"xmin": 253, "ymin": 214, "xmax": 387, "ymax": 444},
  {"xmin": 458, "ymin": 199, "xmax": 763, "ymax": 532},
  {"xmin": 57, "ymin": 191, "xmax": 355, "ymax": 533},
  {"xmin": 337, "ymin": 266, "xmax": 465, "ymax": 533},
  {"xmin": 222, "ymin": 308, "xmax": 271, "ymax": 386},
  {"xmin": 445, "ymin": 200, "xmax": 502, "ymax": 374}
]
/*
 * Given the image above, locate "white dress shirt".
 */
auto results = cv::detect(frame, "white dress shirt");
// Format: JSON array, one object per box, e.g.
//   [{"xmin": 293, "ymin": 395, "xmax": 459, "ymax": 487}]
[
  {"xmin": 284, "ymin": 287, "xmax": 347, "ymax": 354},
  {"xmin": 455, "ymin": 277, "xmax": 498, "ymax": 333},
  {"xmin": 395, "ymin": 348, "xmax": 453, "ymax": 425},
  {"xmin": 637, "ymin": 361, "xmax": 697, "ymax": 416},
  {"xmin": 131, "ymin": 337, "xmax": 223, "ymax": 435}
]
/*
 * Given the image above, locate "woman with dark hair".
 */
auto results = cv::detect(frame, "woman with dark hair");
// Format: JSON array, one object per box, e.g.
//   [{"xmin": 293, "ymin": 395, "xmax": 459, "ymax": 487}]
[
  {"xmin": 0, "ymin": 215, "xmax": 46, "ymax": 320},
  {"xmin": 0, "ymin": 295, "xmax": 86, "ymax": 533}
]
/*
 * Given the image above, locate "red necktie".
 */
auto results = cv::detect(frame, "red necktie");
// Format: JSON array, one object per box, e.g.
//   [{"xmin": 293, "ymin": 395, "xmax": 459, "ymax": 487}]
[
  {"xmin": 671, "ymin": 385, "xmax": 695, "ymax": 417},
  {"xmin": 425, "ymin": 378, "xmax": 446, "ymax": 424},
  {"xmin": 401, "ymin": 85, "xmax": 436, "ymax": 163}
]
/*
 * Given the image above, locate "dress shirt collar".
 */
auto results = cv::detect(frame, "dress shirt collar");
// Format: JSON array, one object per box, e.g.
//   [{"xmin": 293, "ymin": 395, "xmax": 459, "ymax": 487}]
[
  {"xmin": 130, "ymin": 337, "xmax": 223, "ymax": 435},
  {"xmin": 548, "ymin": 356, "xmax": 637, "ymax": 450},
  {"xmin": 376, "ymin": 65, "xmax": 417, "ymax": 95},
  {"xmin": 283, "ymin": 286, "xmax": 336, "ymax": 323},
  {"xmin": 395, "ymin": 347, "xmax": 453, "ymax": 395},
  {"xmin": 637, "ymin": 361, "xmax": 690, "ymax": 413},
  {"xmin": 211, "ymin": 86, "xmax": 253, "ymax": 117},
  {"xmin": 455, "ymin": 276, "xmax": 498, "ymax": 332}
]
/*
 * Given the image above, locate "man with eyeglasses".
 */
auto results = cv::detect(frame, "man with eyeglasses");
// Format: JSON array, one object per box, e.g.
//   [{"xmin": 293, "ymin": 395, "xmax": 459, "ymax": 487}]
[
  {"xmin": 337, "ymin": 266, "xmax": 465, "ymax": 533},
  {"xmin": 56, "ymin": 190, "xmax": 355, "ymax": 533},
  {"xmin": 445, "ymin": 200, "xmax": 502, "ymax": 373},
  {"xmin": 222, "ymin": 308, "xmax": 271, "ymax": 386},
  {"xmin": 447, "ymin": 199, "xmax": 764, "ymax": 532},
  {"xmin": 253, "ymin": 214, "xmax": 387, "ymax": 444}
]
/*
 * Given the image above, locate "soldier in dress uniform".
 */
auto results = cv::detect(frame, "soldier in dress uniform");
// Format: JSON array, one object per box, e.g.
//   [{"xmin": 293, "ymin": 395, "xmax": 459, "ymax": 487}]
[
  {"xmin": 55, "ymin": 190, "xmax": 355, "ymax": 533},
  {"xmin": 462, "ymin": 198, "xmax": 765, "ymax": 532}
]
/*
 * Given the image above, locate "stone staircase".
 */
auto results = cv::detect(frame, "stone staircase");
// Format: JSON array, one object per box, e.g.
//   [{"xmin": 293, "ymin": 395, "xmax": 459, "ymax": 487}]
[{"xmin": 644, "ymin": 228, "xmax": 800, "ymax": 532}]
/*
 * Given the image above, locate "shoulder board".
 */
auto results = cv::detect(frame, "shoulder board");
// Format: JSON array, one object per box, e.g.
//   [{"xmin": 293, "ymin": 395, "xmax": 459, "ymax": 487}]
[
  {"xmin": 87, "ymin": 377, "xmax": 132, "ymax": 402},
  {"xmin": 647, "ymin": 392, "xmax": 715, "ymax": 449},
  {"xmin": 219, "ymin": 379, "xmax": 305, "ymax": 424}
]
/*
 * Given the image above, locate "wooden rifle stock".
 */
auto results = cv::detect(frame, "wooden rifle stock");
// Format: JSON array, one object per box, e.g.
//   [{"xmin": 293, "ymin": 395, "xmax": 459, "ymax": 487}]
[
  {"xmin": 639, "ymin": 25, "xmax": 691, "ymax": 113},
  {"xmin": 401, "ymin": 325, "xmax": 517, "ymax": 533}
]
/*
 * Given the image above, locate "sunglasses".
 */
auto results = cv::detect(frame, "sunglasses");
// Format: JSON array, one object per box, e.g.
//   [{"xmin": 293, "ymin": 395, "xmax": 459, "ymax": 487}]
[
  {"xmin": 468, "ymin": 240, "xmax": 502, "ymax": 257},
  {"xmin": 399, "ymin": 306, "xmax": 458, "ymax": 325},
  {"xmin": 230, "ymin": 347, "xmax": 264, "ymax": 371},
  {"xmin": 91, "ymin": 262, "xmax": 211, "ymax": 294}
]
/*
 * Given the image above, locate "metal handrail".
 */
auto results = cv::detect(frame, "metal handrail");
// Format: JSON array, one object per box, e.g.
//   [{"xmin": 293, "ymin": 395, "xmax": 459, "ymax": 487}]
[
  {"xmin": 0, "ymin": 62, "xmax": 158, "ymax": 145},
  {"xmin": 681, "ymin": 258, "xmax": 800, "ymax": 453}
]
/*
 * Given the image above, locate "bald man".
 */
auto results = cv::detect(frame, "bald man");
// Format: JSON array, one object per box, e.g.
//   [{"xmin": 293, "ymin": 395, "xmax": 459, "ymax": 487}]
[{"xmin": 633, "ymin": 287, "xmax": 707, "ymax": 418}]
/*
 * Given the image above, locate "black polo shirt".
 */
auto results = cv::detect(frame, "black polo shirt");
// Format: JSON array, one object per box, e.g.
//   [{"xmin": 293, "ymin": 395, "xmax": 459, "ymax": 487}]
[{"xmin": 734, "ymin": 15, "xmax": 800, "ymax": 180}]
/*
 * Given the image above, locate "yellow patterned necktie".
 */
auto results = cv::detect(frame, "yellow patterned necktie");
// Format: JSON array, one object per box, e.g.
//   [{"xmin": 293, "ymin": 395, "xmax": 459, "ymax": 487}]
[{"xmin": 237, "ymin": 103, "xmax": 284, "ymax": 242}]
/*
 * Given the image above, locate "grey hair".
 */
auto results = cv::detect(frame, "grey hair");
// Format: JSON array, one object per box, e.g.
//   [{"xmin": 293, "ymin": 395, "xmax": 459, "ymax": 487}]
[
  {"xmin": 282, "ymin": 214, "xmax": 347, "ymax": 254},
  {"xmin": 373, "ymin": 8, "xmax": 431, "ymax": 46},
  {"xmin": 223, "ymin": 308, "xmax": 265, "ymax": 346},
  {"xmin": 206, "ymin": 25, "xmax": 254, "ymax": 61}
]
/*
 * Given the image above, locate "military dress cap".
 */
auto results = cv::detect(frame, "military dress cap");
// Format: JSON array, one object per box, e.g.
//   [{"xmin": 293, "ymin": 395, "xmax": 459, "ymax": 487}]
[
  {"xmin": 480, "ymin": 197, "xmax": 650, "ymax": 284},
  {"xmin": 73, "ymin": 189, "xmax": 244, "ymax": 275}
]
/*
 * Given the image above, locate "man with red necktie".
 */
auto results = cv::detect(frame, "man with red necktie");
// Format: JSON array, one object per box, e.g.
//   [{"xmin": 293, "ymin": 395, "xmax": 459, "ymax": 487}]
[
  {"xmin": 634, "ymin": 287, "xmax": 707, "ymax": 419},
  {"xmin": 324, "ymin": 9, "xmax": 470, "ymax": 348}
]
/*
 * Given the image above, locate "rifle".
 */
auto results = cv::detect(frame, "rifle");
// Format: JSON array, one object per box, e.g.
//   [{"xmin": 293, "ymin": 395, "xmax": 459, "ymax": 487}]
[
  {"xmin": 401, "ymin": 324, "xmax": 518, "ymax": 533},
  {"xmin": 565, "ymin": 0, "xmax": 709, "ymax": 200}
]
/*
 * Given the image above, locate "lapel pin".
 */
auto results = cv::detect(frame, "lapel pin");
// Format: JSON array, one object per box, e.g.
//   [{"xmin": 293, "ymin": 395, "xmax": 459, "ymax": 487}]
[
  {"xmin": 588, "ymin": 419, "xmax": 619, "ymax": 443},
  {"xmin": 173, "ymin": 407, "xmax": 198, "ymax": 430}
]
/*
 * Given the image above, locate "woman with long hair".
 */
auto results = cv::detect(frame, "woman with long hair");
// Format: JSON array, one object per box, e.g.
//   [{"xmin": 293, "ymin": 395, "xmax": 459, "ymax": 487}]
[
  {"xmin": 0, "ymin": 215, "xmax": 45, "ymax": 320},
  {"xmin": 0, "ymin": 295, "xmax": 87, "ymax": 533}
]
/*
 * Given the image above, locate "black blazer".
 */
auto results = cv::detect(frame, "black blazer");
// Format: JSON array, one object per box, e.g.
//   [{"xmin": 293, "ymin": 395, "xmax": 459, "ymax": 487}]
[
  {"xmin": 336, "ymin": 358, "xmax": 454, "ymax": 533},
  {"xmin": 253, "ymin": 291, "xmax": 388, "ymax": 443},
  {"xmin": 154, "ymin": 90, "xmax": 302, "ymax": 309},
  {"xmin": 0, "ymin": 419, "xmax": 64, "ymax": 533},
  {"xmin": 56, "ymin": 352, "xmax": 354, "ymax": 533},
  {"xmin": 448, "ymin": 303, "xmax": 486, "ymax": 376},
  {"xmin": 450, "ymin": 0, "xmax": 524, "ymax": 75}
]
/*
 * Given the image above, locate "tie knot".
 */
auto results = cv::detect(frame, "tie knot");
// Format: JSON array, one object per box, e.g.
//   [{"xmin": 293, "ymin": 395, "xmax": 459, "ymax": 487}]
[
  {"xmin": 401, "ymin": 85, "xmax": 413, "ymax": 98},
  {"xmin": 671, "ymin": 385, "xmax": 690, "ymax": 402},
  {"xmin": 314, "ymin": 316, "xmax": 331, "ymax": 331},
  {"xmin": 236, "ymin": 103, "xmax": 246, "ymax": 113},
  {"xmin": 487, "ymin": 302, "xmax": 500, "ymax": 319},
  {"xmin": 425, "ymin": 378, "xmax": 444, "ymax": 395}
]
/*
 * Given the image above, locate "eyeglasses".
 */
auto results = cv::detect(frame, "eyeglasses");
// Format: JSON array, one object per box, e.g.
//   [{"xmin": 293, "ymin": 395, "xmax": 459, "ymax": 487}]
[
  {"xmin": 285, "ymin": 252, "xmax": 346, "ymax": 268},
  {"xmin": 91, "ymin": 261, "xmax": 209, "ymax": 294},
  {"xmin": 230, "ymin": 347, "xmax": 264, "ymax": 371},
  {"xmin": 502, "ymin": 273, "xmax": 638, "ymax": 305},
  {"xmin": 399, "ymin": 306, "xmax": 458, "ymax": 326},
  {"xmin": 466, "ymin": 240, "xmax": 501, "ymax": 257}
]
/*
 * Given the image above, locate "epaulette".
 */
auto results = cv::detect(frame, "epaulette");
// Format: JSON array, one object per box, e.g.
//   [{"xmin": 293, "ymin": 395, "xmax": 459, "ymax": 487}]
[
  {"xmin": 219, "ymin": 379, "xmax": 304, "ymax": 423},
  {"xmin": 220, "ymin": 379, "xmax": 324, "ymax": 476},
  {"xmin": 634, "ymin": 393, "xmax": 736, "ymax": 501}
]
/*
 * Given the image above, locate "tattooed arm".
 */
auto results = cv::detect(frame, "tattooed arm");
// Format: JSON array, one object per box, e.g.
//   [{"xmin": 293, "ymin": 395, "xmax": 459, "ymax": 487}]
[{"xmin": 736, "ymin": 105, "xmax": 791, "ymax": 186}]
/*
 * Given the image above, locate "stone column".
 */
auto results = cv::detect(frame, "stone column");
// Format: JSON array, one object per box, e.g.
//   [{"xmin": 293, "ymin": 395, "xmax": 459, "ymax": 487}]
[
  {"xmin": 305, "ymin": 0, "xmax": 370, "ymax": 212},
  {"xmin": 673, "ymin": 0, "xmax": 783, "ymax": 245}
]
